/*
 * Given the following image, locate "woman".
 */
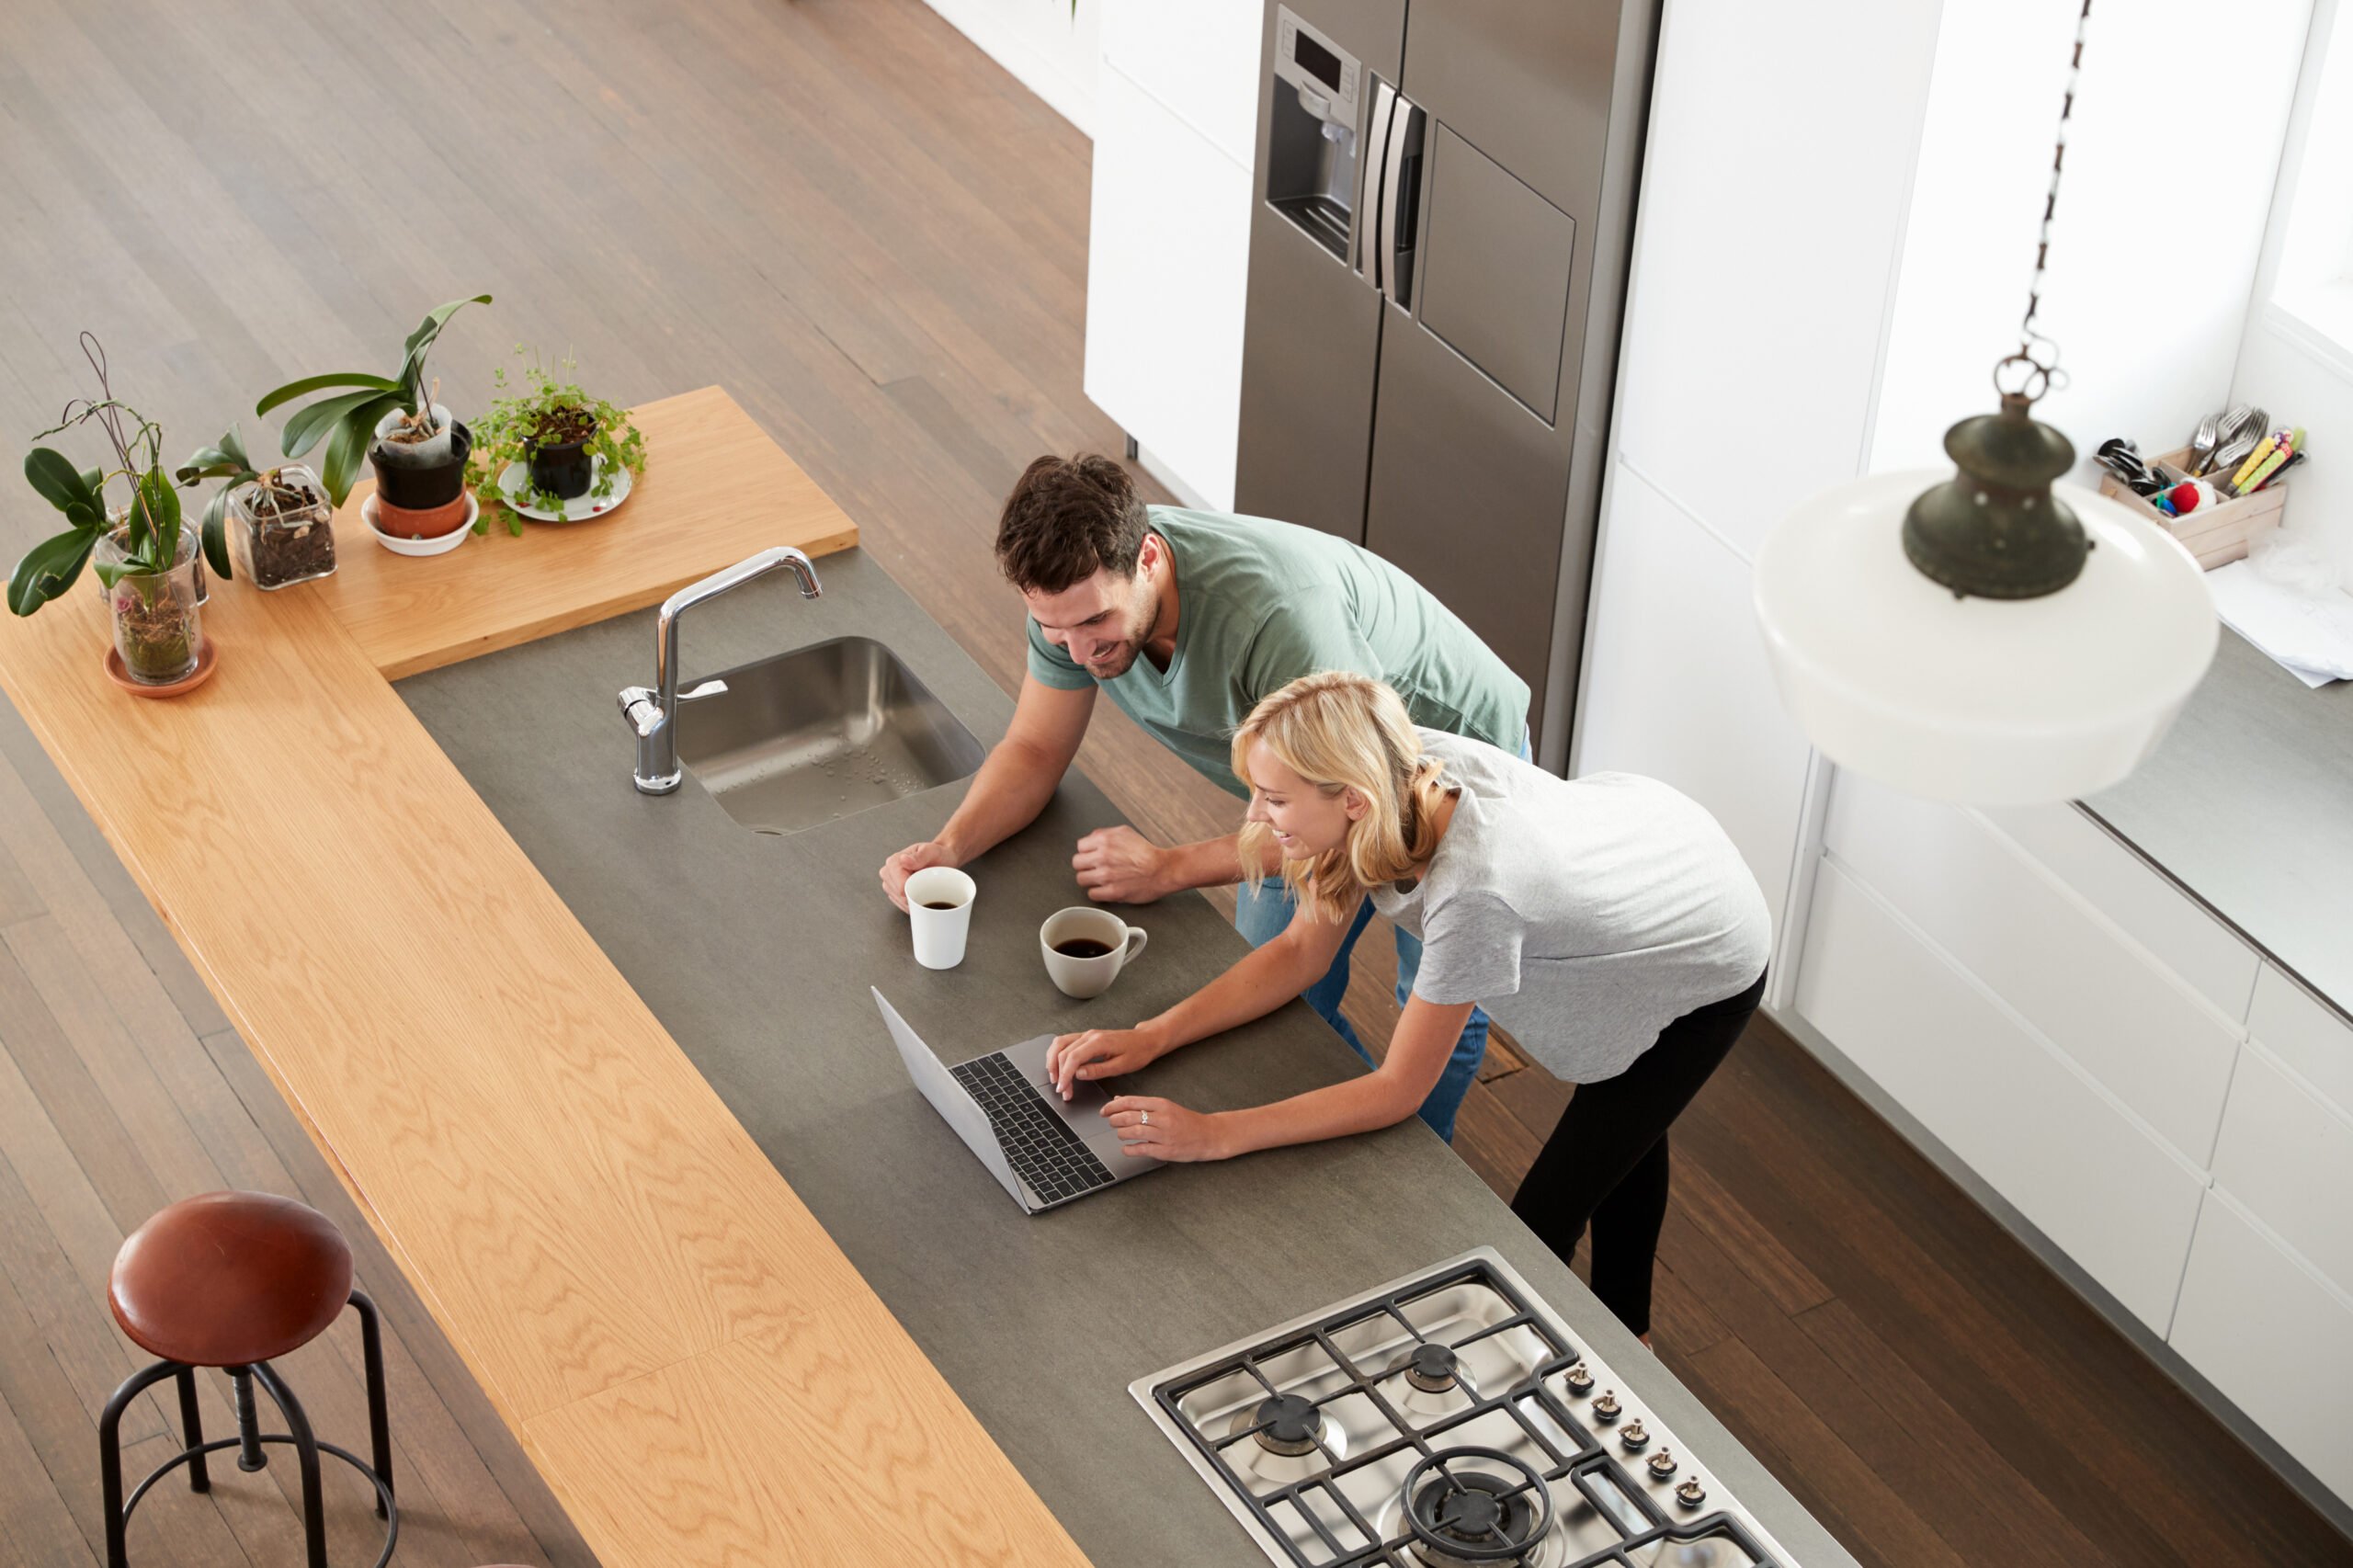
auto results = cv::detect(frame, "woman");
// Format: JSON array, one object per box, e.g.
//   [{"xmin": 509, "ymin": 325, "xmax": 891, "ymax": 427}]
[{"xmin": 1045, "ymin": 671, "xmax": 1771, "ymax": 1340}]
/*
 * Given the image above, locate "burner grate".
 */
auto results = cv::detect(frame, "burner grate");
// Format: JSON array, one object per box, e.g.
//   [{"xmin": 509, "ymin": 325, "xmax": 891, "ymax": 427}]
[{"xmin": 1152, "ymin": 1259, "xmax": 1780, "ymax": 1568}]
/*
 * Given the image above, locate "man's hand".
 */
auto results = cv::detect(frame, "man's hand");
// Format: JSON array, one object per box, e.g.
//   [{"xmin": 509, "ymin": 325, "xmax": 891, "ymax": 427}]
[
  {"xmin": 1073, "ymin": 824, "xmax": 1178, "ymax": 904},
  {"xmin": 1102, "ymin": 1096, "xmax": 1231, "ymax": 1162},
  {"xmin": 881, "ymin": 841, "xmax": 959, "ymax": 912}
]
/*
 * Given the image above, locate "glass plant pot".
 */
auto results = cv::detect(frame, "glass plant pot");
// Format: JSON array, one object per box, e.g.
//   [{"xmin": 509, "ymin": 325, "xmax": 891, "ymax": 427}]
[
  {"xmin": 97, "ymin": 524, "xmax": 205, "ymax": 686},
  {"xmin": 229, "ymin": 464, "xmax": 336, "ymax": 589}
]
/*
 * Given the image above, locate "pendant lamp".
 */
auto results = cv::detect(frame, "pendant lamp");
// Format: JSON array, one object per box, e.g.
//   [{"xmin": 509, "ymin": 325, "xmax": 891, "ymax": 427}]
[{"xmin": 1752, "ymin": 0, "xmax": 2217, "ymax": 807}]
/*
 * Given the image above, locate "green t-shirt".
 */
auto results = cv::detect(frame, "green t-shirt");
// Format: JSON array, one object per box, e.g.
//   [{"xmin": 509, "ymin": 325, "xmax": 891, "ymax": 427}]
[{"xmin": 1025, "ymin": 506, "xmax": 1531, "ymax": 800}]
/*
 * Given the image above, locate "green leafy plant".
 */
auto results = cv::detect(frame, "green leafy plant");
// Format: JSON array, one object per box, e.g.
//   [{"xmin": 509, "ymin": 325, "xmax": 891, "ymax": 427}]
[
  {"xmin": 9, "ymin": 335, "xmax": 220, "ymax": 618},
  {"xmin": 176, "ymin": 423, "xmax": 290, "ymax": 540},
  {"xmin": 253, "ymin": 292, "xmax": 492, "ymax": 506},
  {"xmin": 463, "ymin": 346, "xmax": 648, "ymax": 534}
]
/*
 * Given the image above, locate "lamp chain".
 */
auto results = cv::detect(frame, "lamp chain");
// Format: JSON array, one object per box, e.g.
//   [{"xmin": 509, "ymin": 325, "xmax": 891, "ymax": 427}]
[{"xmin": 2011, "ymin": 0, "xmax": 2094, "ymax": 396}]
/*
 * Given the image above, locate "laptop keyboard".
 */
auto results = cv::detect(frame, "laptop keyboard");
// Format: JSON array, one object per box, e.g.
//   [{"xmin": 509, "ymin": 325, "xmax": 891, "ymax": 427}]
[{"xmin": 950, "ymin": 1051, "xmax": 1119, "ymax": 1206}]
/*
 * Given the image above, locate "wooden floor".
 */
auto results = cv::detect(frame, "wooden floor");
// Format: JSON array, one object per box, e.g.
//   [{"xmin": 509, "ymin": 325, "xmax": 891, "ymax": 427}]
[{"xmin": 0, "ymin": 0, "xmax": 2341, "ymax": 1565}]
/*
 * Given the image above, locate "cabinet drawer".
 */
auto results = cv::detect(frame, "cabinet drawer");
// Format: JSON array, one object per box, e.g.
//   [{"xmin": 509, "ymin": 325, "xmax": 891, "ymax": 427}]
[
  {"xmin": 2247, "ymin": 963, "xmax": 2353, "ymax": 1121},
  {"xmin": 1827, "ymin": 776, "xmax": 2242, "ymax": 1165},
  {"xmin": 2211, "ymin": 1047, "xmax": 2353, "ymax": 1294},
  {"xmin": 2169, "ymin": 1191, "xmax": 2353, "ymax": 1505},
  {"xmin": 1797, "ymin": 859, "xmax": 2207, "ymax": 1333},
  {"xmin": 1983, "ymin": 802, "xmax": 2259, "ymax": 1021}
]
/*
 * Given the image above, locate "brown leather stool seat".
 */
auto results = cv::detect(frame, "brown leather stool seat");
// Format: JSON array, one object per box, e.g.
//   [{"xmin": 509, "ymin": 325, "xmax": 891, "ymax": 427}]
[
  {"xmin": 110, "ymin": 1191, "xmax": 355, "ymax": 1368},
  {"xmin": 98, "ymin": 1190, "xmax": 394, "ymax": 1568}
]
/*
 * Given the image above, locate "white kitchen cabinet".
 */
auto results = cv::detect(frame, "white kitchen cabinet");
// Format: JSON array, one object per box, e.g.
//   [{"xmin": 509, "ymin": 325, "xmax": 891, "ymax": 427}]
[
  {"xmin": 1083, "ymin": 58, "xmax": 1252, "ymax": 510},
  {"xmin": 1608, "ymin": 0, "xmax": 1942, "ymax": 560},
  {"xmin": 2210, "ymin": 1046, "xmax": 2353, "ymax": 1295},
  {"xmin": 1797, "ymin": 859, "xmax": 2210, "ymax": 1334},
  {"xmin": 1981, "ymin": 803, "xmax": 2262, "ymax": 1023},
  {"xmin": 2169, "ymin": 1189, "xmax": 2353, "ymax": 1504},
  {"xmin": 1574, "ymin": 467, "xmax": 1814, "ymax": 927},
  {"xmin": 2247, "ymin": 962, "xmax": 2353, "ymax": 1120},
  {"xmin": 1099, "ymin": 0, "xmax": 1259, "ymax": 168},
  {"xmin": 1827, "ymin": 776, "xmax": 2244, "ymax": 1165}
]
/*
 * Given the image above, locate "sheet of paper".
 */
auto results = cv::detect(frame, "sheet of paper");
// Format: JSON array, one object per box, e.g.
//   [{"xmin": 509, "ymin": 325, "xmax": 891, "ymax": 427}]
[{"xmin": 2203, "ymin": 561, "xmax": 2353, "ymax": 687}]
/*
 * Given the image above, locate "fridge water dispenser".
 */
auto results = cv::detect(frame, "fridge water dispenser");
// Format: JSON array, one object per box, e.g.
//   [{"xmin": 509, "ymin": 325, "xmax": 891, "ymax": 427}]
[{"xmin": 1265, "ymin": 6, "xmax": 1362, "ymax": 260}]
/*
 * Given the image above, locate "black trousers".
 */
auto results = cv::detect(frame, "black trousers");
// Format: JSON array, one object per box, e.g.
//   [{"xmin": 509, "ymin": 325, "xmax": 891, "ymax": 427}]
[{"xmin": 1508, "ymin": 971, "xmax": 1766, "ymax": 1337}]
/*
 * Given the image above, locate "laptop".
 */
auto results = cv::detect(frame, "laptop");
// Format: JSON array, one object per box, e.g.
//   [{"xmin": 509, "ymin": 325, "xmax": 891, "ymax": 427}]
[{"xmin": 871, "ymin": 988, "xmax": 1162, "ymax": 1213}]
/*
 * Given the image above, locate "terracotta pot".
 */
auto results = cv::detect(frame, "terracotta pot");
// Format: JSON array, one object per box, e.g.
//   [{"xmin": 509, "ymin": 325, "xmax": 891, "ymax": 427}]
[{"xmin": 371, "ymin": 489, "xmax": 473, "ymax": 540}]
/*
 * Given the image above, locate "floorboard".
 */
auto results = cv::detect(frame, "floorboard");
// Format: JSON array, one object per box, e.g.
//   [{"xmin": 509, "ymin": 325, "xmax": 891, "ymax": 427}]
[{"xmin": 0, "ymin": 0, "xmax": 2342, "ymax": 1565}]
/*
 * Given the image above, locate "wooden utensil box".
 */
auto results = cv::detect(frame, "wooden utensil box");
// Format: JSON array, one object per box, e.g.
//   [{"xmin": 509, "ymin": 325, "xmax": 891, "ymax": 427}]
[{"xmin": 2096, "ymin": 446, "xmax": 2287, "ymax": 570}]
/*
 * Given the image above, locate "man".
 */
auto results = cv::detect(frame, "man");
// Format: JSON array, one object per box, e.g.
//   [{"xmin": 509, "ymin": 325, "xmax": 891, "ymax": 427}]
[{"xmin": 879, "ymin": 454, "xmax": 1529, "ymax": 1141}]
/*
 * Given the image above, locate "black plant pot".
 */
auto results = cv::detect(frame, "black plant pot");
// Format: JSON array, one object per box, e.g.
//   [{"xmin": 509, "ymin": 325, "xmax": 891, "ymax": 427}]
[
  {"xmin": 369, "ymin": 420, "xmax": 472, "ymax": 510},
  {"xmin": 527, "ymin": 418, "xmax": 597, "ymax": 501}
]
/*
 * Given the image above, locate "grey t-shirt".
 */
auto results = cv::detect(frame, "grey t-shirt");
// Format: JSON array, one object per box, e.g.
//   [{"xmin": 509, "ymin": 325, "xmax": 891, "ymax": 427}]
[{"xmin": 1371, "ymin": 731, "xmax": 1773, "ymax": 1084}]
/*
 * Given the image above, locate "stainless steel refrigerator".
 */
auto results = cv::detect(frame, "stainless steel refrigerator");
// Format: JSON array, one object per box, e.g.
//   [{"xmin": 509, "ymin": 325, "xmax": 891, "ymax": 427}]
[{"xmin": 1234, "ymin": 0, "xmax": 1658, "ymax": 768}]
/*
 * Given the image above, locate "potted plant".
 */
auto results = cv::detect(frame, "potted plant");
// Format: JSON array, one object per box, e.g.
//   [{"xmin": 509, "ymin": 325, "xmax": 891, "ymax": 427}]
[
  {"xmin": 255, "ymin": 293, "xmax": 491, "ymax": 539},
  {"xmin": 9, "ymin": 335, "xmax": 222, "ymax": 687},
  {"xmin": 178, "ymin": 426, "xmax": 336, "ymax": 590},
  {"xmin": 464, "ymin": 347, "xmax": 648, "ymax": 533}
]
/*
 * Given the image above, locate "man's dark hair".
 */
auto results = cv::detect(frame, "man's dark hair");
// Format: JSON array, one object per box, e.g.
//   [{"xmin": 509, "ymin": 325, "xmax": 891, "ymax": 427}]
[{"xmin": 995, "ymin": 454, "xmax": 1150, "ymax": 595}]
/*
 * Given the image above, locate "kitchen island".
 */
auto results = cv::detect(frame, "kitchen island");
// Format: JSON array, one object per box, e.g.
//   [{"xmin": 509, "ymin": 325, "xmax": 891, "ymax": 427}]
[{"xmin": 0, "ymin": 390, "xmax": 1855, "ymax": 1567}]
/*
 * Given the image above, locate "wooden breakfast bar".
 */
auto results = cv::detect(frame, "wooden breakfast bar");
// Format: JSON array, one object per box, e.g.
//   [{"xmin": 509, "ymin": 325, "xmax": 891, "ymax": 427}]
[{"xmin": 0, "ymin": 388, "xmax": 1092, "ymax": 1567}]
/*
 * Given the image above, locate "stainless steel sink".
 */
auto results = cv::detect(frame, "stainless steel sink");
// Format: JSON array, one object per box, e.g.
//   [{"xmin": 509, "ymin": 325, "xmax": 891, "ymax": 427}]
[{"xmin": 672, "ymin": 636, "xmax": 986, "ymax": 835}]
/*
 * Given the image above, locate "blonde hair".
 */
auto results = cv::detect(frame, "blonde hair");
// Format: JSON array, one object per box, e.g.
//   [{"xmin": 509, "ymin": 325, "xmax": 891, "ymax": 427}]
[{"xmin": 1231, "ymin": 672, "xmax": 1448, "ymax": 924}]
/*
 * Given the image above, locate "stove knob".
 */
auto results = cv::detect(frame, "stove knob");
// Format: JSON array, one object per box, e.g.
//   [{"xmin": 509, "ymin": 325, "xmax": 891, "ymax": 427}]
[
  {"xmin": 1647, "ymin": 1448, "xmax": 1679, "ymax": 1480},
  {"xmin": 1592, "ymin": 1389, "xmax": 1621, "ymax": 1422},
  {"xmin": 1620, "ymin": 1418, "xmax": 1650, "ymax": 1451},
  {"xmin": 1676, "ymin": 1478, "xmax": 1708, "ymax": 1511},
  {"xmin": 1565, "ymin": 1360, "xmax": 1595, "ymax": 1397}
]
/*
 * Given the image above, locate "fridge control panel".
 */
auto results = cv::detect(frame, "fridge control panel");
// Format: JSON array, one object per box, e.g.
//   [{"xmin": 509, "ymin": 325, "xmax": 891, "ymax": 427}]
[{"xmin": 1273, "ymin": 6, "xmax": 1360, "ymax": 128}]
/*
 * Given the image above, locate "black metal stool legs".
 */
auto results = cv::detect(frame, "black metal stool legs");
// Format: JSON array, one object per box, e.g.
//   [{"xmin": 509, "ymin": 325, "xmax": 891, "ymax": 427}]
[
  {"xmin": 100, "ymin": 1360, "xmax": 184, "ymax": 1568},
  {"xmin": 350, "ymin": 1290, "xmax": 393, "ymax": 1519},
  {"xmin": 248, "ymin": 1361, "xmax": 328, "ymax": 1568},
  {"xmin": 174, "ymin": 1366, "xmax": 210, "ymax": 1493},
  {"xmin": 96, "ymin": 1308, "xmax": 401, "ymax": 1568}
]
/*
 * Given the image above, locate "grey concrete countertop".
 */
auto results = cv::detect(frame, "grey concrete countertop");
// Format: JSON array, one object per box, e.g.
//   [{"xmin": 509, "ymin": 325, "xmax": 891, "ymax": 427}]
[
  {"xmin": 397, "ymin": 547, "xmax": 1857, "ymax": 1568},
  {"xmin": 2086, "ymin": 628, "xmax": 2353, "ymax": 1016}
]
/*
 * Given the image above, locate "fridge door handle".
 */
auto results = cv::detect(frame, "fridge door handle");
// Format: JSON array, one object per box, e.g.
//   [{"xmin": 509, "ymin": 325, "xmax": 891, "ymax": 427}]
[
  {"xmin": 1377, "ymin": 93, "xmax": 1422, "ymax": 309},
  {"xmin": 1355, "ymin": 79, "xmax": 1398, "ymax": 288}
]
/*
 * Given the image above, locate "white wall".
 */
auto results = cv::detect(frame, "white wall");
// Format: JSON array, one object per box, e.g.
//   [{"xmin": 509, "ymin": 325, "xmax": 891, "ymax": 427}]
[
  {"xmin": 1870, "ymin": 0, "xmax": 2311, "ymax": 484},
  {"xmin": 921, "ymin": 0, "xmax": 1102, "ymax": 134}
]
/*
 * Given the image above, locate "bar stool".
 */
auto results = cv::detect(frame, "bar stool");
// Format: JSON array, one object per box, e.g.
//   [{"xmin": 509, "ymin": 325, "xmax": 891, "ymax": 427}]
[{"xmin": 100, "ymin": 1190, "xmax": 398, "ymax": 1568}]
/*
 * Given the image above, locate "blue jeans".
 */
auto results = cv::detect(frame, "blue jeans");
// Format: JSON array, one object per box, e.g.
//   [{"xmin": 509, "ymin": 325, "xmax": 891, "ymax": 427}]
[{"xmin": 1233, "ymin": 880, "xmax": 1491, "ymax": 1142}]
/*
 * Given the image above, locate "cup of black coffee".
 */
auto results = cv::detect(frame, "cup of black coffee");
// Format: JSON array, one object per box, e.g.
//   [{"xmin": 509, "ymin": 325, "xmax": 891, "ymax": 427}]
[{"xmin": 1039, "ymin": 906, "xmax": 1148, "ymax": 999}]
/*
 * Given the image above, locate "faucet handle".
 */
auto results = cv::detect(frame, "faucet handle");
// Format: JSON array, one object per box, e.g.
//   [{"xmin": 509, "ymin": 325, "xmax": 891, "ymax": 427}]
[
  {"xmin": 619, "ymin": 685, "xmax": 664, "ymax": 738},
  {"xmin": 679, "ymin": 678, "xmax": 730, "ymax": 701}
]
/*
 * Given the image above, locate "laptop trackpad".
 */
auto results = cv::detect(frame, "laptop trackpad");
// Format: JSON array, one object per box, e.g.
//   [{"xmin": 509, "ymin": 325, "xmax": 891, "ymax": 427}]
[{"xmin": 999, "ymin": 1033, "xmax": 1155, "ymax": 1165}]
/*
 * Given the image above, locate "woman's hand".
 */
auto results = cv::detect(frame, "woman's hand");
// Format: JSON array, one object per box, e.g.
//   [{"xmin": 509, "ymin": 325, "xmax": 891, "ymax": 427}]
[
  {"xmin": 1104, "ymin": 1096, "xmax": 1231, "ymax": 1162},
  {"xmin": 1046, "ymin": 1026, "xmax": 1169, "ymax": 1099}
]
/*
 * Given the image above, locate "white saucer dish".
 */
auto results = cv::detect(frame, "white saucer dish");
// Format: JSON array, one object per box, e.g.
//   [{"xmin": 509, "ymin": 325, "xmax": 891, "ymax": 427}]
[
  {"xmin": 361, "ymin": 491, "xmax": 478, "ymax": 557},
  {"xmin": 495, "ymin": 457, "xmax": 634, "ymax": 523}
]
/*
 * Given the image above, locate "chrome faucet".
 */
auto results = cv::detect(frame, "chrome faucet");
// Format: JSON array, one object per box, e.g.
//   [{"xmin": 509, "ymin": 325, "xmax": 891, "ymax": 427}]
[{"xmin": 619, "ymin": 546, "xmax": 822, "ymax": 794}]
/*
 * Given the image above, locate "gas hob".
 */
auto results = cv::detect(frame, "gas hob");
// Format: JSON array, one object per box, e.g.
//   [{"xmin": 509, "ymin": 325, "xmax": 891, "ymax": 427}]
[{"xmin": 1131, "ymin": 1249, "xmax": 1794, "ymax": 1568}]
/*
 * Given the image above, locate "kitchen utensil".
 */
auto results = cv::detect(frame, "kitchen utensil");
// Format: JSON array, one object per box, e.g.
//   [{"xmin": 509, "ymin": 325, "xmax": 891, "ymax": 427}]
[
  {"xmin": 2243, "ymin": 426, "xmax": 2303, "ymax": 492},
  {"xmin": 1039, "ymin": 907, "xmax": 1148, "ymax": 999},
  {"xmin": 2188, "ymin": 410, "xmax": 2222, "ymax": 474},
  {"xmin": 2231, "ymin": 430, "xmax": 2284, "ymax": 492},
  {"xmin": 906, "ymin": 866, "xmax": 976, "ymax": 970},
  {"xmin": 2208, "ymin": 427, "xmax": 2265, "ymax": 493},
  {"xmin": 2095, "ymin": 437, "xmax": 2165, "ymax": 497}
]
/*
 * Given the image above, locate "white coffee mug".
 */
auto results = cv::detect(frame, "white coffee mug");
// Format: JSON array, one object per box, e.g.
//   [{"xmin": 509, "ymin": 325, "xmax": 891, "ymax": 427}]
[
  {"xmin": 906, "ymin": 867, "xmax": 977, "ymax": 970},
  {"xmin": 1040, "ymin": 906, "xmax": 1149, "ymax": 999}
]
